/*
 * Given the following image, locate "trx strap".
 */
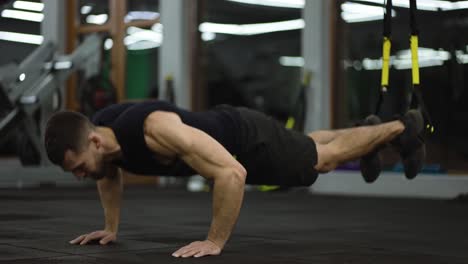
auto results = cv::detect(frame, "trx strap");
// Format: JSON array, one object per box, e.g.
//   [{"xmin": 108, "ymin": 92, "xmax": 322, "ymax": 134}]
[
  {"xmin": 408, "ymin": 0, "xmax": 434, "ymax": 134},
  {"xmin": 285, "ymin": 71, "xmax": 311, "ymax": 130},
  {"xmin": 375, "ymin": 0, "xmax": 392, "ymax": 115},
  {"xmin": 376, "ymin": 0, "xmax": 434, "ymax": 134}
]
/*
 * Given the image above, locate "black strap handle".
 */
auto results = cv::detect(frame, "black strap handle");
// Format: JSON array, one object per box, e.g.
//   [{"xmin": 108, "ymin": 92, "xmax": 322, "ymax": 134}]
[
  {"xmin": 409, "ymin": 0, "xmax": 419, "ymax": 35},
  {"xmin": 376, "ymin": 0, "xmax": 393, "ymax": 115},
  {"xmin": 383, "ymin": 0, "xmax": 393, "ymax": 38}
]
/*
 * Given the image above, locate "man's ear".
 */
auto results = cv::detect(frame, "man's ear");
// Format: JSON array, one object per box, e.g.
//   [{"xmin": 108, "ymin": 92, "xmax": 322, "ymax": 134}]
[{"xmin": 88, "ymin": 131, "xmax": 102, "ymax": 149}]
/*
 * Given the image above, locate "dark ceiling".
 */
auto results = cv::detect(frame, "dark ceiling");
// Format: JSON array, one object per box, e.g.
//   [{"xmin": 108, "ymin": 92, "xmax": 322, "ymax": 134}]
[{"xmin": 203, "ymin": 0, "xmax": 301, "ymax": 24}]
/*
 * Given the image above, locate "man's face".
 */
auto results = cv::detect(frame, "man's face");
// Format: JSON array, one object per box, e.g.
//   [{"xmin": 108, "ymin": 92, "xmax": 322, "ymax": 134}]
[{"xmin": 62, "ymin": 142, "xmax": 105, "ymax": 180}]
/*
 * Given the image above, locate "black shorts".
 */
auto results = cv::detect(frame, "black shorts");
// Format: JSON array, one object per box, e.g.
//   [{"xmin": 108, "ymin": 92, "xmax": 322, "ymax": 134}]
[{"xmin": 234, "ymin": 107, "xmax": 318, "ymax": 187}]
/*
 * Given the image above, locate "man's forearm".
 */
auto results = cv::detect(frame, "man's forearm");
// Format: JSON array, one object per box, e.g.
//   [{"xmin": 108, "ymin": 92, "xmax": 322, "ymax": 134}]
[
  {"xmin": 207, "ymin": 169, "xmax": 245, "ymax": 248},
  {"xmin": 97, "ymin": 169, "xmax": 123, "ymax": 233}
]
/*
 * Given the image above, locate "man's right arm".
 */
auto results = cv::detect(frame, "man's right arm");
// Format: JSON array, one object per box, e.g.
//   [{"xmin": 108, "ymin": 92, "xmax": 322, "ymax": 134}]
[
  {"xmin": 70, "ymin": 165, "xmax": 123, "ymax": 245},
  {"xmin": 98, "ymin": 165, "xmax": 123, "ymax": 234}
]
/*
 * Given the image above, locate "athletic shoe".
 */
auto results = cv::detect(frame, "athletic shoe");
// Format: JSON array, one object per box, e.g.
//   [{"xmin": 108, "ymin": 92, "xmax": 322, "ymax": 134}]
[
  {"xmin": 359, "ymin": 115, "xmax": 382, "ymax": 183},
  {"xmin": 392, "ymin": 109, "xmax": 426, "ymax": 179},
  {"xmin": 401, "ymin": 136, "xmax": 426, "ymax": 179}
]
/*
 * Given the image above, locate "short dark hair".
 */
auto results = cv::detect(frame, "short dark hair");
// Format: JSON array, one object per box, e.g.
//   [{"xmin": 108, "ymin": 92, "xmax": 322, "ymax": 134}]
[{"xmin": 44, "ymin": 111, "xmax": 95, "ymax": 166}]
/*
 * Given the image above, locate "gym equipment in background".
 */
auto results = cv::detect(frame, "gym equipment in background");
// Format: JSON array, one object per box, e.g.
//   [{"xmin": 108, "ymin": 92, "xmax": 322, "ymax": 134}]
[
  {"xmin": 375, "ymin": 0, "xmax": 434, "ymax": 134},
  {"xmin": 0, "ymin": 34, "xmax": 102, "ymax": 166}
]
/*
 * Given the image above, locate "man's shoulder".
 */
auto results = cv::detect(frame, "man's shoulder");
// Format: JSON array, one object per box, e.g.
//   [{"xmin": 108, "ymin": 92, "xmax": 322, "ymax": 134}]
[{"xmin": 143, "ymin": 111, "xmax": 184, "ymax": 137}]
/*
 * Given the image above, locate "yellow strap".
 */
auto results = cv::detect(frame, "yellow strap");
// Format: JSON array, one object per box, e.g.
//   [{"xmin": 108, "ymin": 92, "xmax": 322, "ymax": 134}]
[
  {"xmin": 258, "ymin": 185, "xmax": 281, "ymax": 192},
  {"xmin": 381, "ymin": 37, "xmax": 391, "ymax": 87},
  {"xmin": 285, "ymin": 117, "xmax": 295, "ymax": 130},
  {"xmin": 410, "ymin": 35, "xmax": 420, "ymax": 85}
]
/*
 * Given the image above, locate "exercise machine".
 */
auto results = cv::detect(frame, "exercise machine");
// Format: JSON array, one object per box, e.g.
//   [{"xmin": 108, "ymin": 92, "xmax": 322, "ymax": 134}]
[{"xmin": 0, "ymin": 34, "xmax": 102, "ymax": 166}]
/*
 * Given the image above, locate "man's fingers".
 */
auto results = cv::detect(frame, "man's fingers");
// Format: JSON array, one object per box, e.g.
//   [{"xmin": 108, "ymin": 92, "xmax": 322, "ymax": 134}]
[
  {"xmin": 194, "ymin": 248, "xmax": 220, "ymax": 258},
  {"xmin": 172, "ymin": 241, "xmax": 221, "ymax": 258},
  {"xmin": 172, "ymin": 245, "xmax": 192, "ymax": 257},
  {"xmin": 172, "ymin": 249, "xmax": 186, "ymax": 257},
  {"xmin": 79, "ymin": 231, "xmax": 103, "ymax": 245},
  {"xmin": 79, "ymin": 236, "xmax": 91, "ymax": 245},
  {"xmin": 69, "ymin": 235, "xmax": 86, "ymax": 244},
  {"xmin": 181, "ymin": 249, "xmax": 200, "ymax": 258},
  {"xmin": 69, "ymin": 231, "xmax": 116, "ymax": 246},
  {"xmin": 99, "ymin": 234, "xmax": 115, "ymax": 245}
]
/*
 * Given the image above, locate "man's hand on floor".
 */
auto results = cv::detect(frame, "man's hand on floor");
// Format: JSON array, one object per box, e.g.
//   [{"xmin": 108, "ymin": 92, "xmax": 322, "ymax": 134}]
[
  {"xmin": 172, "ymin": 240, "xmax": 222, "ymax": 258},
  {"xmin": 69, "ymin": 230, "xmax": 117, "ymax": 245}
]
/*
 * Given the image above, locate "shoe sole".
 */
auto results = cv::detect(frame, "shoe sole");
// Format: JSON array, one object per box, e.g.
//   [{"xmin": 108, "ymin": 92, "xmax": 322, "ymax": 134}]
[
  {"xmin": 402, "ymin": 138, "xmax": 426, "ymax": 179},
  {"xmin": 360, "ymin": 115, "xmax": 382, "ymax": 183},
  {"xmin": 400, "ymin": 110, "xmax": 425, "ymax": 179}
]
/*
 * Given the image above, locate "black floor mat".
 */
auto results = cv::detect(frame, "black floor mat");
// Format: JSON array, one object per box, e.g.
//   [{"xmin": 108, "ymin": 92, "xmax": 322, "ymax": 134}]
[{"xmin": 1, "ymin": 187, "xmax": 467, "ymax": 263}]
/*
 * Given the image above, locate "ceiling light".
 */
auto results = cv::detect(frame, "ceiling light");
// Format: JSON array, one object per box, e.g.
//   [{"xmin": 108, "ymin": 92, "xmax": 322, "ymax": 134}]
[
  {"xmin": 396, "ymin": 48, "xmax": 451, "ymax": 61},
  {"xmin": 342, "ymin": 2, "xmax": 387, "ymax": 13},
  {"xmin": 199, "ymin": 19, "xmax": 304, "ymax": 36},
  {"xmin": 124, "ymin": 29, "xmax": 163, "ymax": 50},
  {"xmin": 0, "ymin": 31, "xmax": 43, "ymax": 45},
  {"xmin": 393, "ymin": 58, "xmax": 444, "ymax": 69},
  {"xmin": 353, "ymin": 0, "xmax": 468, "ymax": 11},
  {"xmin": 104, "ymin": 38, "xmax": 113, "ymax": 50},
  {"xmin": 127, "ymin": 26, "xmax": 143, "ymax": 35},
  {"xmin": 12, "ymin": 1, "xmax": 44, "ymax": 12},
  {"xmin": 151, "ymin": 23, "xmax": 163, "ymax": 33},
  {"xmin": 80, "ymin": 5, "xmax": 92, "ymax": 15},
  {"xmin": 360, "ymin": 48, "xmax": 452, "ymax": 70},
  {"xmin": 279, "ymin": 56, "xmax": 304, "ymax": 67},
  {"xmin": 456, "ymin": 51, "xmax": 468, "ymax": 64},
  {"xmin": 447, "ymin": 1, "xmax": 468, "ymax": 11},
  {"xmin": 341, "ymin": 2, "xmax": 395, "ymax": 23},
  {"xmin": 201, "ymin": 32, "xmax": 216, "ymax": 41},
  {"xmin": 125, "ymin": 11, "xmax": 160, "ymax": 23},
  {"xmin": 1, "ymin": 9, "xmax": 44, "ymax": 22},
  {"xmin": 86, "ymin": 14, "xmax": 108, "ymax": 25},
  {"xmin": 227, "ymin": 0, "xmax": 304, "ymax": 9},
  {"xmin": 362, "ymin": 57, "xmax": 385, "ymax": 70},
  {"xmin": 54, "ymin": 61, "xmax": 72, "ymax": 70},
  {"xmin": 341, "ymin": 12, "xmax": 387, "ymax": 23}
]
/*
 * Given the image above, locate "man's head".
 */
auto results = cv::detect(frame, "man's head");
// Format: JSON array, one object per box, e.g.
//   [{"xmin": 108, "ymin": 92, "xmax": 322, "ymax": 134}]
[{"xmin": 44, "ymin": 111, "xmax": 106, "ymax": 180}]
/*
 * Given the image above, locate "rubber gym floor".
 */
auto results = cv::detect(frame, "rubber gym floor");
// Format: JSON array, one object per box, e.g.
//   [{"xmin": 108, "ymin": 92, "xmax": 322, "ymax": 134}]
[{"xmin": 1, "ymin": 185, "xmax": 467, "ymax": 264}]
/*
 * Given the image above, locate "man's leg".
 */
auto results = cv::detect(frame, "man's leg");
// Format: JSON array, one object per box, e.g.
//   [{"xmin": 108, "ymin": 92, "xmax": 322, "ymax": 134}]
[
  {"xmin": 308, "ymin": 129, "xmax": 347, "ymax": 145},
  {"xmin": 312, "ymin": 121, "xmax": 404, "ymax": 173},
  {"xmin": 310, "ymin": 116, "xmax": 384, "ymax": 182}
]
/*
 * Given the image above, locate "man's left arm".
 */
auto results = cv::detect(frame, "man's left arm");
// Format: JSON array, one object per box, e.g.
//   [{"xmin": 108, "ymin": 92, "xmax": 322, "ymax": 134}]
[{"xmin": 145, "ymin": 111, "xmax": 247, "ymax": 258}]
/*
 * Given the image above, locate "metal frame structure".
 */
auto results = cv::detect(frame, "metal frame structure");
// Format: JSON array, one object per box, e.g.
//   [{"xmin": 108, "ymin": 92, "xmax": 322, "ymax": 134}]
[
  {"xmin": 65, "ymin": 0, "xmax": 160, "ymax": 110},
  {"xmin": 0, "ymin": 34, "xmax": 102, "ymax": 165}
]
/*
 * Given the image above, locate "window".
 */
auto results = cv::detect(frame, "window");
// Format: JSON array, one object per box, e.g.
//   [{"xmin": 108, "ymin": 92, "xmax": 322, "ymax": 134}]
[{"xmin": 335, "ymin": 0, "xmax": 468, "ymax": 173}]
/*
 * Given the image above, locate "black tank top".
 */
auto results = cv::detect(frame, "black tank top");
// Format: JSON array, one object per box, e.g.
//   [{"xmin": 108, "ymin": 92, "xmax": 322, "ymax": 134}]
[{"xmin": 91, "ymin": 100, "xmax": 242, "ymax": 176}]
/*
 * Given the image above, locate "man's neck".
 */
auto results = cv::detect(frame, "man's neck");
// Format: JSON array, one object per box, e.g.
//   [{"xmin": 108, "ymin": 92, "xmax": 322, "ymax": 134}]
[{"xmin": 96, "ymin": 127, "xmax": 122, "ymax": 162}]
